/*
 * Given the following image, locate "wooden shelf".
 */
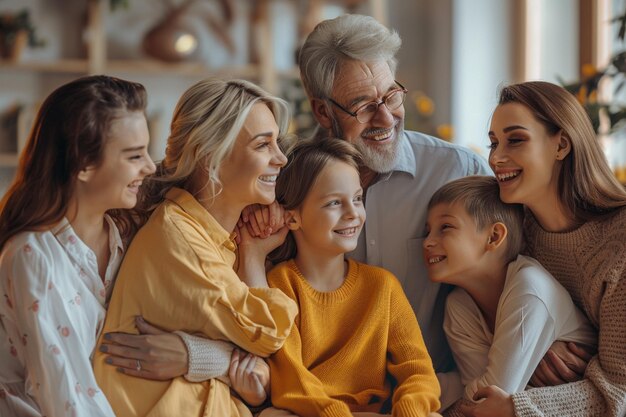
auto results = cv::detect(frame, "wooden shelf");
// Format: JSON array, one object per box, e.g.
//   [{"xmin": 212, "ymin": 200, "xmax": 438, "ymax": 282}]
[{"xmin": 0, "ymin": 59, "xmax": 89, "ymax": 74}]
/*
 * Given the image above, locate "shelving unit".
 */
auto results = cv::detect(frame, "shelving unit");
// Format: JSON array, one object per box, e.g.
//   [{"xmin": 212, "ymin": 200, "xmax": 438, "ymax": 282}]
[{"xmin": 0, "ymin": 0, "xmax": 388, "ymax": 172}]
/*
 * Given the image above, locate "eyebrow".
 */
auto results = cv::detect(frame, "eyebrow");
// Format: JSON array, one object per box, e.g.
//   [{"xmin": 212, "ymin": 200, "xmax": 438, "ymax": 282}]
[
  {"xmin": 488, "ymin": 125, "xmax": 529, "ymax": 136},
  {"xmin": 121, "ymin": 145, "xmax": 147, "ymax": 152},
  {"xmin": 347, "ymin": 84, "xmax": 398, "ymax": 108},
  {"xmin": 250, "ymin": 131, "xmax": 274, "ymax": 141}
]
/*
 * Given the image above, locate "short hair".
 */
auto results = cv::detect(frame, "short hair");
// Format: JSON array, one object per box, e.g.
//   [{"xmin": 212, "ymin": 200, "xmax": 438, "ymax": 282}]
[
  {"xmin": 269, "ymin": 137, "xmax": 362, "ymax": 264},
  {"xmin": 428, "ymin": 176, "xmax": 524, "ymax": 263},
  {"xmin": 497, "ymin": 81, "xmax": 626, "ymax": 221},
  {"xmin": 0, "ymin": 75, "xmax": 147, "ymax": 249},
  {"xmin": 298, "ymin": 14, "xmax": 401, "ymax": 100},
  {"xmin": 138, "ymin": 78, "xmax": 290, "ymax": 218}
]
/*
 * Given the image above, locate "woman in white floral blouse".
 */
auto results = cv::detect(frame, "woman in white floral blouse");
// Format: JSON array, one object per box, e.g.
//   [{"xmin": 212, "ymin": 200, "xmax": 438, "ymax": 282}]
[{"xmin": 0, "ymin": 75, "xmax": 156, "ymax": 417}]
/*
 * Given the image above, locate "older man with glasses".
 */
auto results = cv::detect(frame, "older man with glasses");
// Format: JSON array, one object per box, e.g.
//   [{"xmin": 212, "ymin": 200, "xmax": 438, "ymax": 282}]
[{"xmin": 298, "ymin": 13, "xmax": 491, "ymax": 411}]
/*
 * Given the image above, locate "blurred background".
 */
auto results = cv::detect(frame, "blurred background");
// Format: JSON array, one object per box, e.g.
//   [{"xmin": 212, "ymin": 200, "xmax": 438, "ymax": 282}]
[{"xmin": 0, "ymin": 0, "xmax": 625, "ymax": 195}]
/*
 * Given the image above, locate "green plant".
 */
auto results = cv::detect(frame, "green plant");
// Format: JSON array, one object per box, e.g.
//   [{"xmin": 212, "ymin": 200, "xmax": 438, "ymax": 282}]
[
  {"xmin": 0, "ymin": 9, "xmax": 45, "ymax": 49},
  {"xmin": 561, "ymin": 4, "xmax": 626, "ymax": 134}
]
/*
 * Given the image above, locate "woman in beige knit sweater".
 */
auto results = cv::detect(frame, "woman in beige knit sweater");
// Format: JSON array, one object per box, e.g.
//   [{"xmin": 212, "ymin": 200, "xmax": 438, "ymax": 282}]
[{"xmin": 458, "ymin": 81, "xmax": 626, "ymax": 417}]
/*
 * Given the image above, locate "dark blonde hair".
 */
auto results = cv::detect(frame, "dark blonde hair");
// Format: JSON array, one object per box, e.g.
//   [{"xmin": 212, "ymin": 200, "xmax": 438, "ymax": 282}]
[
  {"xmin": 428, "ymin": 176, "xmax": 524, "ymax": 263},
  {"xmin": 0, "ymin": 75, "xmax": 147, "ymax": 250},
  {"xmin": 498, "ymin": 81, "xmax": 626, "ymax": 222},
  {"xmin": 269, "ymin": 137, "xmax": 362, "ymax": 264}
]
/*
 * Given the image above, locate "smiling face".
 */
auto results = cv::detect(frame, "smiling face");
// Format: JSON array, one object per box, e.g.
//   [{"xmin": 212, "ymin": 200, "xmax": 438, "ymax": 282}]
[
  {"xmin": 423, "ymin": 201, "xmax": 492, "ymax": 286},
  {"xmin": 219, "ymin": 103, "xmax": 287, "ymax": 207},
  {"xmin": 316, "ymin": 59, "xmax": 404, "ymax": 173},
  {"xmin": 488, "ymin": 102, "xmax": 566, "ymax": 209},
  {"xmin": 78, "ymin": 111, "xmax": 156, "ymax": 211},
  {"xmin": 290, "ymin": 159, "xmax": 366, "ymax": 259}
]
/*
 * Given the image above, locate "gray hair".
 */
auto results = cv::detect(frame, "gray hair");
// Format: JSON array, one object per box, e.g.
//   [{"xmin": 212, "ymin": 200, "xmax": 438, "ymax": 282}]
[
  {"xmin": 139, "ymin": 78, "xmax": 290, "ymax": 213},
  {"xmin": 298, "ymin": 14, "xmax": 402, "ymax": 100}
]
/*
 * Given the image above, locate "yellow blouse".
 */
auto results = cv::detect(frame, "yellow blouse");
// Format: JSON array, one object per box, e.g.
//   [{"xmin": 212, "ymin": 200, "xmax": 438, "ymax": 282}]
[{"xmin": 93, "ymin": 187, "xmax": 297, "ymax": 417}]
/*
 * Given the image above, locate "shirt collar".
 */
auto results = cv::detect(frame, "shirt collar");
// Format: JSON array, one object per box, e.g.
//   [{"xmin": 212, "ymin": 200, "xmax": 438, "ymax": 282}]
[
  {"xmin": 391, "ymin": 131, "xmax": 417, "ymax": 177},
  {"xmin": 165, "ymin": 187, "xmax": 236, "ymax": 251}
]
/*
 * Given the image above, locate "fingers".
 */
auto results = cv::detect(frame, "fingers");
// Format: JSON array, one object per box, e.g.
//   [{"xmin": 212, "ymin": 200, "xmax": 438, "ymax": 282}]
[
  {"xmin": 102, "ymin": 332, "xmax": 143, "ymax": 349},
  {"xmin": 567, "ymin": 342, "xmax": 595, "ymax": 362},
  {"xmin": 535, "ymin": 356, "xmax": 567, "ymax": 386},
  {"xmin": 546, "ymin": 350, "xmax": 582, "ymax": 382},
  {"xmin": 134, "ymin": 316, "xmax": 165, "ymax": 335}
]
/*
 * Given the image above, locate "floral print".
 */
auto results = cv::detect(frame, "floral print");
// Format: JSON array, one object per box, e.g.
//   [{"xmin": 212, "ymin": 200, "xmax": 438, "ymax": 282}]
[{"xmin": 0, "ymin": 216, "xmax": 123, "ymax": 417}]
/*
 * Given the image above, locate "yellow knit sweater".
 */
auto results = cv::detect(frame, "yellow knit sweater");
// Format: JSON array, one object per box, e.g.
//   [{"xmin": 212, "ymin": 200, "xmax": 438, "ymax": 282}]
[{"xmin": 267, "ymin": 258, "xmax": 440, "ymax": 417}]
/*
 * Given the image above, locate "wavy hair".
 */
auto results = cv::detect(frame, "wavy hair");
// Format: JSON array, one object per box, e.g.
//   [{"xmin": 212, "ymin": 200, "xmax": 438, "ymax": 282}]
[
  {"xmin": 298, "ymin": 14, "xmax": 401, "ymax": 100},
  {"xmin": 0, "ymin": 75, "xmax": 147, "ymax": 250},
  {"xmin": 498, "ymin": 81, "xmax": 626, "ymax": 222},
  {"xmin": 135, "ymin": 78, "xmax": 290, "ymax": 224}
]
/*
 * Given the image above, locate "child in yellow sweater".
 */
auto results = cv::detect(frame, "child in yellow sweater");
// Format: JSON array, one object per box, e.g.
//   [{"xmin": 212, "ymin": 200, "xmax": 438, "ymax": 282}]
[{"xmin": 258, "ymin": 138, "xmax": 441, "ymax": 417}]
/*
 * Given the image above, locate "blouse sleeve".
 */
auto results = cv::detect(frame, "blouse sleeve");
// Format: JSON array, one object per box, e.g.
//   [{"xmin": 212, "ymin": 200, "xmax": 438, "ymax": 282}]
[
  {"xmin": 5, "ymin": 244, "xmax": 115, "ymax": 417},
  {"xmin": 117, "ymin": 212, "xmax": 298, "ymax": 358}
]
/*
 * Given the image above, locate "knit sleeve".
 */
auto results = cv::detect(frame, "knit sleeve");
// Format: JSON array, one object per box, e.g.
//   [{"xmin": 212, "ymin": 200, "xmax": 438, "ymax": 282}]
[
  {"xmin": 387, "ymin": 277, "xmax": 441, "ymax": 416},
  {"xmin": 511, "ymin": 275, "xmax": 626, "ymax": 416},
  {"xmin": 174, "ymin": 331, "xmax": 234, "ymax": 383}
]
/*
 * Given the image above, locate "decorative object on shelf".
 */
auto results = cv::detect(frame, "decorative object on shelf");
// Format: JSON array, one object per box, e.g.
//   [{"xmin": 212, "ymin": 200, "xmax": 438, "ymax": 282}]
[
  {"xmin": 0, "ymin": 9, "xmax": 46, "ymax": 62},
  {"xmin": 142, "ymin": 0, "xmax": 236, "ymax": 63}
]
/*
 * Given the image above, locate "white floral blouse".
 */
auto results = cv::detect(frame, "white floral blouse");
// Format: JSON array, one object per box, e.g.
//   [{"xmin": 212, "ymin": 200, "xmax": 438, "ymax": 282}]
[{"xmin": 0, "ymin": 216, "xmax": 123, "ymax": 417}]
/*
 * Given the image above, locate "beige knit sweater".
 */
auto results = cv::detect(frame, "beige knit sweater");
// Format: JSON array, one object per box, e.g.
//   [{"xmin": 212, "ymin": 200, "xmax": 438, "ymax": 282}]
[{"xmin": 510, "ymin": 207, "xmax": 626, "ymax": 417}]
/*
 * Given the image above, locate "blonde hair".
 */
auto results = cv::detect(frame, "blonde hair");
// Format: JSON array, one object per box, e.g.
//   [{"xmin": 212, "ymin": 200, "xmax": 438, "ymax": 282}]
[
  {"xmin": 138, "ymin": 78, "xmax": 290, "ymax": 220},
  {"xmin": 498, "ymin": 81, "xmax": 626, "ymax": 222},
  {"xmin": 428, "ymin": 176, "xmax": 525, "ymax": 263}
]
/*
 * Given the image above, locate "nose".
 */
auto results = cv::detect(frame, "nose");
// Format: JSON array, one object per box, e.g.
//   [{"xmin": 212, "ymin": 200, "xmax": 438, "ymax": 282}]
[
  {"xmin": 343, "ymin": 201, "xmax": 359, "ymax": 220},
  {"xmin": 144, "ymin": 153, "xmax": 157, "ymax": 175},
  {"xmin": 489, "ymin": 144, "xmax": 507, "ymax": 168},
  {"xmin": 423, "ymin": 233, "xmax": 436, "ymax": 249},
  {"xmin": 272, "ymin": 143, "xmax": 288, "ymax": 167},
  {"xmin": 371, "ymin": 101, "xmax": 396, "ymax": 127}
]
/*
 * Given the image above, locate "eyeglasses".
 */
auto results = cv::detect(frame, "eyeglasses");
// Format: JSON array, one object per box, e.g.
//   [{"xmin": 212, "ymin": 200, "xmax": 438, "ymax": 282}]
[{"xmin": 328, "ymin": 80, "xmax": 408, "ymax": 123}]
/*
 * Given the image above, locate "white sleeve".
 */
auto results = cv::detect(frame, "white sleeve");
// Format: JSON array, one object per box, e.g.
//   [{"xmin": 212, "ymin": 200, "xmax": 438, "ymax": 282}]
[
  {"xmin": 444, "ymin": 288, "xmax": 492, "ymax": 387},
  {"xmin": 6, "ymin": 245, "xmax": 115, "ymax": 417},
  {"xmin": 464, "ymin": 293, "xmax": 555, "ymax": 399}
]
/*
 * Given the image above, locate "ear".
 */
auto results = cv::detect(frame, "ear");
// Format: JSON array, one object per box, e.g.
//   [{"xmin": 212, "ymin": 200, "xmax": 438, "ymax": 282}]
[
  {"xmin": 555, "ymin": 131, "xmax": 572, "ymax": 160},
  {"xmin": 310, "ymin": 98, "xmax": 334, "ymax": 130},
  {"xmin": 285, "ymin": 210, "xmax": 301, "ymax": 231},
  {"xmin": 77, "ymin": 166, "xmax": 95, "ymax": 183},
  {"xmin": 486, "ymin": 222, "xmax": 508, "ymax": 251}
]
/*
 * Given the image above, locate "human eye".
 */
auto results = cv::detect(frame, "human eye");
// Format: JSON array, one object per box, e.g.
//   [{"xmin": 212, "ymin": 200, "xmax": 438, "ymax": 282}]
[
  {"xmin": 356, "ymin": 102, "xmax": 379, "ymax": 117},
  {"xmin": 441, "ymin": 223, "xmax": 453, "ymax": 231},
  {"xmin": 324, "ymin": 199, "xmax": 340, "ymax": 207},
  {"xmin": 385, "ymin": 90, "xmax": 403, "ymax": 108},
  {"xmin": 487, "ymin": 140, "xmax": 498, "ymax": 151},
  {"xmin": 507, "ymin": 137, "xmax": 524, "ymax": 145},
  {"xmin": 255, "ymin": 140, "xmax": 271, "ymax": 150},
  {"xmin": 353, "ymin": 194, "xmax": 364, "ymax": 203}
]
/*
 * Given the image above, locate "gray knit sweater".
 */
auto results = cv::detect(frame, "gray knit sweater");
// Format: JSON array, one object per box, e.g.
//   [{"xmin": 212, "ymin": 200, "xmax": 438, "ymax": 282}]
[{"xmin": 511, "ymin": 207, "xmax": 626, "ymax": 417}]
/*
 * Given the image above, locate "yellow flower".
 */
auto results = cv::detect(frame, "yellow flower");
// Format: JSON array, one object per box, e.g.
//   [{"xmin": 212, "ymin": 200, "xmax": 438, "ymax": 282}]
[
  {"xmin": 577, "ymin": 85, "xmax": 588, "ymax": 104},
  {"xmin": 437, "ymin": 124, "xmax": 454, "ymax": 141},
  {"xmin": 414, "ymin": 94, "xmax": 435, "ymax": 116},
  {"xmin": 581, "ymin": 63, "xmax": 597, "ymax": 78}
]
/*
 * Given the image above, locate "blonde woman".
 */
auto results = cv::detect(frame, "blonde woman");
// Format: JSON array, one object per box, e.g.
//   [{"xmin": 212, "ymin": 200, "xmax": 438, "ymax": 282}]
[{"xmin": 93, "ymin": 79, "xmax": 298, "ymax": 417}]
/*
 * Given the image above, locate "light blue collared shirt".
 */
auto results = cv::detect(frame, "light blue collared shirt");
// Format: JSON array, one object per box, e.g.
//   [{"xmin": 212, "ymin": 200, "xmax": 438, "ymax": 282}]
[{"xmin": 349, "ymin": 130, "xmax": 491, "ymax": 376}]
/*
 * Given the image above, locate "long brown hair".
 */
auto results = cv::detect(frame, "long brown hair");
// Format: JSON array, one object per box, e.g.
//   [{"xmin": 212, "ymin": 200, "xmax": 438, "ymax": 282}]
[
  {"xmin": 498, "ymin": 81, "xmax": 626, "ymax": 222},
  {"xmin": 0, "ymin": 75, "xmax": 147, "ymax": 250},
  {"xmin": 269, "ymin": 137, "xmax": 362, "ymax": 264}
]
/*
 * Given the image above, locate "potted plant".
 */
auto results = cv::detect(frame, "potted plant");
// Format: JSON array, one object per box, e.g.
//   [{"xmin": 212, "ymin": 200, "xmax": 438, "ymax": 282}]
[{"xmin": 0, "ymin": 9, "xmax": 45, "ymax": 62}]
